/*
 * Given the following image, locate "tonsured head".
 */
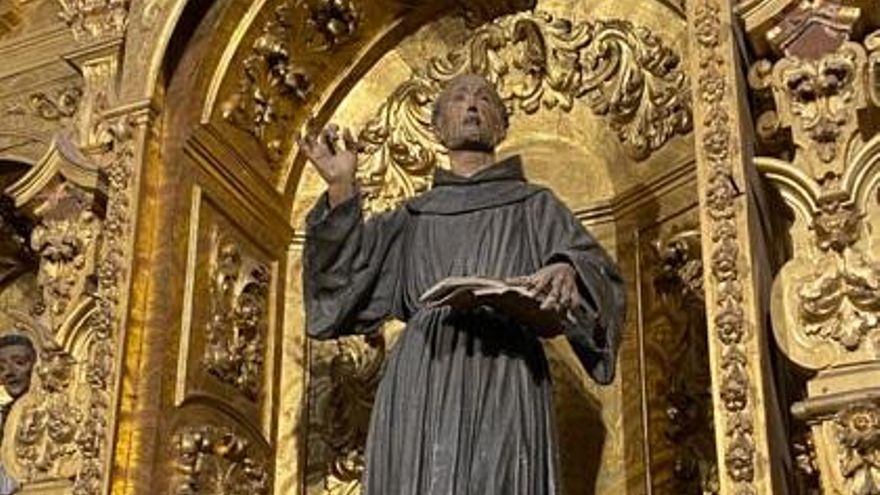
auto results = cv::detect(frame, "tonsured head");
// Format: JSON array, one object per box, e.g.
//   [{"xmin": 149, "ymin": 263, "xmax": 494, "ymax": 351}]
[
  {"xmin": 0, "ymin": 333, "xmax": 36, "ymax": 400},
  {"xmin": 432, "ymin": 73, "xmax": 509, "ymax": 152}
]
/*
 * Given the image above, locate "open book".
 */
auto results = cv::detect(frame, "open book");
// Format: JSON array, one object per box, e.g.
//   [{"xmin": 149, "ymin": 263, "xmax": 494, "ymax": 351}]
[{"xmin": 419, "ymin": 276, "xmax": 572, "ymax": 337}]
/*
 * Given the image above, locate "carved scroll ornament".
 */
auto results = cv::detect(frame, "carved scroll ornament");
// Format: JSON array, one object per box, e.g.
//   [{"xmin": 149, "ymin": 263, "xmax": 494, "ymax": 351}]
[
  {"xmin": 203, "ymin": 235, "xmax": 270, "ymax": 401},
  {"xmin": 173, "ymin": 424, "xmax": 271, "ymax": 495},
  {"xmin": 354, "ymin": 10, "xmax": 692, "ymax": 214}
]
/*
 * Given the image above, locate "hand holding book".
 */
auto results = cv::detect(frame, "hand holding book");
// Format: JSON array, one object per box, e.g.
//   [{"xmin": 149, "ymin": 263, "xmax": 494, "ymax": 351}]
[{"xmin": 419, "ymin": 263, "xmax": 588, "ymax": 338}]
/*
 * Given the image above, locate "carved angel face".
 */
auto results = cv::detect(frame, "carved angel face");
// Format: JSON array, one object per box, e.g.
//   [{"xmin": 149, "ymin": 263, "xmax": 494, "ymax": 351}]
[
  {"xmin": 432, "ymin": 74, "xmax": 508, "ymax": 152},
  {"xmin": 0, "ymin": 342, "xmax": 36, "ymax": 399}
]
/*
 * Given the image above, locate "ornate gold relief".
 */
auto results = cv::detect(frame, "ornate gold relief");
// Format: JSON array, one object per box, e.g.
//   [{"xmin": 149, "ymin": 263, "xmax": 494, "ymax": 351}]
[
  {"xmin": 307, "ymin": 335, "xmax": 384, "ymax": 494},
  {"xmin": 690, "ymin": 0, "xmax": 771, "ymax": 491},
  {"xmin": 758, "ymin": 42, "xmax": 867, "ymax": 182},
  {"xmin": 30, "ymin": 184, "xmax": 101, "ymax": 326},
  {"xmin": 354, "ymin": 10, "xmax": 692, "ymax": 214},
  {"xmin": 204, "ymin": 235, "xmax": 270, "ymax": 401},
  {"xmin": 57, "ymin": 0, "xmax": 128, "ymax": 40},
  {"xmin": 3, "ymin": 87, "xmax": 83, "ymax": 122},
  {"xmin": 650, "ymin": 227, "xmax": 720, "ymax": 494},
  {"xmin": 305, "ymin": 0, "xmax": 359, "ymax": 51},
  {"xmin": 222, "ymin": 3, "xmax": 314, "ymax": 165},
  {"xmin": 12, "ymin": 343, "xmax": 82, "ymax": 482},
  {"xmin": 834, "ymin": 402, "xmax": 880, "ymax": 495},
  {"xmin": 172, "ymin": 424, "xmax": 271, "ymax": 494}
]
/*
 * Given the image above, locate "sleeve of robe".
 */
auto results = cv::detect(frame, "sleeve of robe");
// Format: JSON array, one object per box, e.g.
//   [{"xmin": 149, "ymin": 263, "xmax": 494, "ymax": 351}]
[
  {"xmin": 303, "ymin": 192, "xmax": 406, "ymax": 340},
  {"xmin": 528, "ymin": 190, "xmax": 627, "ymax": 385}
]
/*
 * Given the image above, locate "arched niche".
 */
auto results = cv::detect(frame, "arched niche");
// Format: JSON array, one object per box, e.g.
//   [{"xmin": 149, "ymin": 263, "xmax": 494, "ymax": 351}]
[{"xmin": 150, "ymin": 0, "xmax": 699, "ymax": 494}]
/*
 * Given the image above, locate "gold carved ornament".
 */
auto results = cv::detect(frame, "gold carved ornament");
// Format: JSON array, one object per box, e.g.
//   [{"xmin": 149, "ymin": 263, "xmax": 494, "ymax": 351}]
[
  {"xmin": 309, "ymin": 335, "xmax": 385, "ymax": 494},
  {"xmin": 354, "ymin": 10, "xmax": 692, "ymax": 214},
  {"xmin": 755, "ymin": 28, "xmax": 880, "ymax": 368},
  {"xmin": 652, "ymin": 229, "xmax": 720, "ymax": 494},
  {"xmin": 203, "ymin": 235, "xmax": 270, "ymax": 402},
  {"xmin": 172, "ymin": 424, "xmax": 271, "ymax": 495},
  {"xmin": 692, "ymin": 0, "xmax": 759, "ymax": 492},
  {"xmin": 57, "ymin": 0, "xmax": 128, "ymax": 40}
]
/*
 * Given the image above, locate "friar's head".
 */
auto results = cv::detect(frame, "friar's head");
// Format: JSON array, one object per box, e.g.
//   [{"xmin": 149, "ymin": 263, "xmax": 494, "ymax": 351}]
[
  {"xmin": 432, "ymin": 73, "xmax": 509, "ymax": 152},
  {"xmin": 0, "ymin": 333, "xmax": 36, "ymax": 400}
]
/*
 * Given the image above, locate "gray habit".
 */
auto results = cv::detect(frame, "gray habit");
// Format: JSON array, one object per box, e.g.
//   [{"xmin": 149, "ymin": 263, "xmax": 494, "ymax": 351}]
[{"xmin": 304, "ymin": 156, "xmax": 625, "ymax": 495}]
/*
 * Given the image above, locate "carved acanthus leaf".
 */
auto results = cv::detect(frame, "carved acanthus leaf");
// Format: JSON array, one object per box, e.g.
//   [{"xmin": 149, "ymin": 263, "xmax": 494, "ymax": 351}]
[
  {"xmin": 203, "ymin": 235, "xmax": 270, "ymax": 401},
  {"xmin": 222, "ymin": 2, "xmax": 313, "ymax": 166},
  {"xmin": 797, "ymin": 250, "xmax": 880, "ymax": 352},
  {"xmin": 173, "ymin": 424, "xmax": 271, "ymax": 495},
  {"xmin": 30, "ymin": 184, "xmax": 101, "ymax": 326},
  {"xmin": 354, "ymin": 10, "xmax": 691, "ymax": 214}
]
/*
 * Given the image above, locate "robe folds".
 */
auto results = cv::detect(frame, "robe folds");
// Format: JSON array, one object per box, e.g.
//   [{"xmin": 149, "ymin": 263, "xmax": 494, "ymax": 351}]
[{"xmin": 304, "ymin": 156, "xmax": 626, "ymax": 495}]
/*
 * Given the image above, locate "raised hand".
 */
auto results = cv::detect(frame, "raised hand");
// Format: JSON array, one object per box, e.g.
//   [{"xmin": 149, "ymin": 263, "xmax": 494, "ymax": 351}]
[
  {"xmin": 507, "ymin": 262, "xmax": 580, "ymax": 313},
  {"xmin": 298, "ymin": 124, "xmax": 362, "ymax": 207}
]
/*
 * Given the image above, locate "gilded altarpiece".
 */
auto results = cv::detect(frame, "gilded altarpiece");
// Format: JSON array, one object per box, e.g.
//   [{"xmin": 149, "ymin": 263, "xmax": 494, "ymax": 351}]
[{"xmin": 3, "ymin": 0, "xmax": 855, "ymax": 493}]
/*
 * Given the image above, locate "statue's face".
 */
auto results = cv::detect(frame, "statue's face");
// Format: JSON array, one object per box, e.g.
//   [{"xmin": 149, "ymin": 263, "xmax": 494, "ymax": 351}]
[
  {"xmin": 0, "ymin": 344, "xmax": 35, "ymax": 399},
  {"xmin": 433, "ymin": 74, "xmax": 507, "ymax": 151}
]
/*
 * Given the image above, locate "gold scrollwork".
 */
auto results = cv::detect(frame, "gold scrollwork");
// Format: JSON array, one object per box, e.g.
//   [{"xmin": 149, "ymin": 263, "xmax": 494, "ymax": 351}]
[
  {"xmin": 354, "ymin": 10, "xmax": 692, "ymax": 214},
  {"xmin": 173, "ymin": 424, "xmax": 271, "ymax": 495},
  {"xmin": 203, "ymin": 235, "xmax": 270, "ymax": 401},
  {"xmin": 30, "ymin": 186, "xmax": 101, "ymax": 324},
  {"xmin": 222, "ymin": 2, "xmax": 314, "ymax": 166}
]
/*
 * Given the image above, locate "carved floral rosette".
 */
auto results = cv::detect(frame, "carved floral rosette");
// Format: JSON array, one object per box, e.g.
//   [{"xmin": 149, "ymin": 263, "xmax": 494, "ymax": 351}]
[
  {"xmin": 691, "ymin": 0, "xmax": 760, "ymax": 492},
  {"xmin": 350, "ymin": 10, "xmax": 692, "ymax": 215}
]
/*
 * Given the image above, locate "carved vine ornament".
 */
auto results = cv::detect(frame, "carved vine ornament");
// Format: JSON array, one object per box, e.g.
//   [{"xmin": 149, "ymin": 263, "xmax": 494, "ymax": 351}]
[{"xmin": 693, "ymin": 0, "xmax": 758, "ymax": 492}]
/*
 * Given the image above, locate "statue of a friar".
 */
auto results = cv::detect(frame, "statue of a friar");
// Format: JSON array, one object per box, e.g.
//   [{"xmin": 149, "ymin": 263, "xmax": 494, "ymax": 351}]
[{"xmin": 301, "ymin": 73, "xmax": 626, "ymax": 495}]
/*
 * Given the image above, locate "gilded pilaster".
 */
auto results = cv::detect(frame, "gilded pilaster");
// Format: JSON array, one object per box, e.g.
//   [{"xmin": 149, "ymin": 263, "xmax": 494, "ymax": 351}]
[{"xmin": 687, "ymin": 1, "xmax": 780, "ymax": 494}]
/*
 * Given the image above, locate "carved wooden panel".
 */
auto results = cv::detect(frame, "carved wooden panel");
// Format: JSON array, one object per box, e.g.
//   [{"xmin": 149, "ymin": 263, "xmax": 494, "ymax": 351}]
[
  {"xmin": 177, "ymin": 187, "xmax": 279, "ymax": 440},
  {"xmin": 636, "ymin": 209, "xmax": 718, "ymax": 495}
]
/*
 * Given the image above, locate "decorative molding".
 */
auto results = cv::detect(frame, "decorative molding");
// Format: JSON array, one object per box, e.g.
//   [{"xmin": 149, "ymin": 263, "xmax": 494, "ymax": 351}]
[
  {"xmin": 221, "ymin": 2, "xmax": 313, "ymax": 166},
  {"xmin": 691, "ymin": 0, "xmax": 770, "ymax": 492},
  {"xmin": 71, "ymin": 113, "xmax": 134, "ymax": 495},
  {"xmin": 172, "ymin": 424, "xmax": 271, "ymax": 494},
  {"xmin": 354, "ymin": 10, "xmax": 692, "ymax": 214},
  {"xmin": 203, "ymin": 234, "xmax": 270, "ymax": 401}
]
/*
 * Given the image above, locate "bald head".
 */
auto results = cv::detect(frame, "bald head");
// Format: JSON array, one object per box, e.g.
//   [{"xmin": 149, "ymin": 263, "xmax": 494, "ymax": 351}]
[{"xmin": 432, "ymin": 74, "xmax": 509, "ymax": 152}]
